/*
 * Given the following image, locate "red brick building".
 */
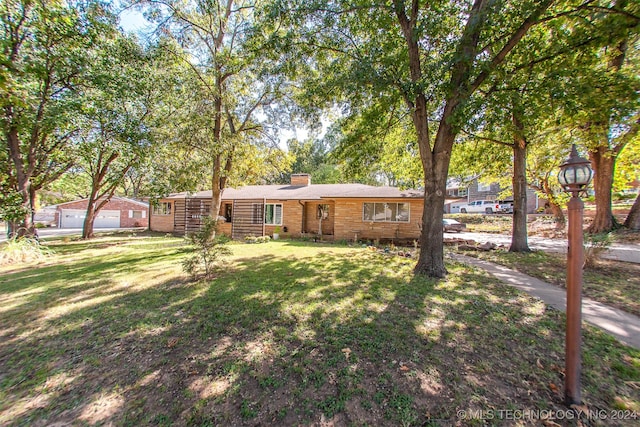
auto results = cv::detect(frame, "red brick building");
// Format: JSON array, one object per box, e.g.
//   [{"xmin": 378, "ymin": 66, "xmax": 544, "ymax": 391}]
[{"xmin": 55, "ymin": 197, "xmax": 149, "ymax": 229}]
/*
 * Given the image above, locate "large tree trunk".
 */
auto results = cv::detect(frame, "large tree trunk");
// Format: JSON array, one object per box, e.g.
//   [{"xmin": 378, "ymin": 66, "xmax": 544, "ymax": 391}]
[
  {"xmin": 510, "ymin": 112, "xmax": 530, "ymax": 252},
  {"xmin": 586, "ymin": 27, "xmax": 631, "ymax": 233},
  {"xmin": 208, "ymin": 71, "xmax": 226, "ymax": 233},
  {"xmin": 624, "ymin": 193, "xmax": 640, "ymax": 230},
  {"xmin": 5, "ymin": 122, "xmax": 36, "ymax": 238},
  {"xmin": 394, "ymin": 0, "xmax": 551, "ymax": 277},
  {"xmin": 82, "ymin": 198, "xmax": 97, "ymax": 239},
  {"xmin": 211, "ymin": 154, "xmax": 223, "ymax": 226},
  {"xmin": 415, "ymin": 172, "xmax": 448, "ymax": 278},
  {"xmin": 588, "ymin": 146, "xmax": 617, "ymax": 233},
  {"xmin": 414, "ymin": 124, "xmax": 452, "ymax": 278},
  {"xmin": 81, "ymin": 152, "xmax": 125, "ymax": 239},
  {"xmin": 549, "ymin": 202, "xmax": 566, "ymax": 229}
]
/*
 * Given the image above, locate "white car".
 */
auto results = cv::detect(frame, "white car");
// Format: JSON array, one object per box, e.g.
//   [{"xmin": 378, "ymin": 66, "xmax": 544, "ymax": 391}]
[{"xmin": 459, "ymin": 200, "xmax": 500, "ymax": 214}]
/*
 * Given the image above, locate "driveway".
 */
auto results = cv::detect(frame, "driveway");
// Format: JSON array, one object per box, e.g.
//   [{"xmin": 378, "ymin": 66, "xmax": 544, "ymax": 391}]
[
  {"xmin": 0, "ymin": 227, "xmax": 146, "ymax": 242},
  {"xmin": 450, "ymin": 231, "xmax": 640, "ymax": 264}
]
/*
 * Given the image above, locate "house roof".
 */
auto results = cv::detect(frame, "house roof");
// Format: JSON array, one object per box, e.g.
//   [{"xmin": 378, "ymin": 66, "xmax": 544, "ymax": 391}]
[
  {"xmin": 55, "ymin": 196, "xmax": 149, "ymax": 208},
  {"xmin": 167, "ymin": 184, "xmax": 424, "ymax": 201}
]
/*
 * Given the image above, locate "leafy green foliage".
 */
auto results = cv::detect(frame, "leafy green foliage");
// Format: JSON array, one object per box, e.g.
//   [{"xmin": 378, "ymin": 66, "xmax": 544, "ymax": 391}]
[
  {"xmin": 73, "ymin": 32, "xmax": 170, "ymax": 238},
  {"xmin": 615, "ymin": 139, "xmax": 640, "ymax": 194},
  {"xmin": 0, "ymin": 191, "xmax": 29, "ymax": 224},
  {"xmin": 282, "ymin": 137, "xmax": 345, "ymax": 184},
  {"xmin": 182, "ymin": 217, "xmax": 232, "ymax": 278},
  {"xmin": 133, "ymin": 0, "xmax": 293, "ymax": 214},
  {"xmin": 0, "ymin": 0, "xmax": 109, "ymax": 233}
]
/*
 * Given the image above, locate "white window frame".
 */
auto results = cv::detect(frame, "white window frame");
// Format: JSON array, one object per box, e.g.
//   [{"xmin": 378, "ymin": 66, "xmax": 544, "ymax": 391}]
[
  {"xmin": 153, "ymin": 202, "xmax": 172, "ymax": 216},
  {"xmin": 264, "ymin": 203, "xmax": 283, "ymax": 225},
  {"xmin": 362, "ymin": 202, "xmax": 410, "ymax": 223},
  {"xmin": 128, "ymin": 210, "xmax": 145, "ymax": 219},
  {"xmin": 477, "ymin": 182, "xmax": 491, "ymax": 192}
]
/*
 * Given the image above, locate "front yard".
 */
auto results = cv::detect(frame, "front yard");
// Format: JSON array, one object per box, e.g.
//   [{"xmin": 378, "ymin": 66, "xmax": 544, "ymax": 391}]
[{"xmin": 0, "ymin": 234, "xmax": 638, "ymax": 426}]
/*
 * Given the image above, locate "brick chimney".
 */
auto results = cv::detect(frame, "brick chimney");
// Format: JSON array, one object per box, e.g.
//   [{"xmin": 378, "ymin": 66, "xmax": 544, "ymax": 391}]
[{"xmin": 291, "ymin": 173, "xmax": 311, "ymax": 186}]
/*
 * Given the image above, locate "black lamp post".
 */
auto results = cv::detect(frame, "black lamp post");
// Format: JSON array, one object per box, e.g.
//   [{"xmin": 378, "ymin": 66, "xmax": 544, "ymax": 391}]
[{"xmin": 558, "ymin": 144, "xmax": 593, "ymax": 406}]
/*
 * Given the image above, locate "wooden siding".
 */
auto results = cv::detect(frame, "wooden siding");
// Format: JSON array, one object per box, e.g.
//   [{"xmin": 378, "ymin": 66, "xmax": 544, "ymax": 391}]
[
  {"xmin": 173, "ymin": 200, "xmax": 185, "ymax": 234},
  {"xmin": 172, "ymin": 198, "xmax": 212, "ymax": 234},
  {"xmin": 231, "ymin": 199, "xmax": 265, "ymax": 240}
]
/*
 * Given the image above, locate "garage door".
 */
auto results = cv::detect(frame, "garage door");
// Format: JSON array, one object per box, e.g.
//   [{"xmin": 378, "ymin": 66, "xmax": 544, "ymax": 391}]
[{"xmin": 60, "ymin": 209, "xmax": 121, "ymax": 228}]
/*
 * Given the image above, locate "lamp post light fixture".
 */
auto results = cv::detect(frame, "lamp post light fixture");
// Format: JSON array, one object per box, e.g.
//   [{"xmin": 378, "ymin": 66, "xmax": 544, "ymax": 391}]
[{"xmin": 558, "ymin": 144, "xmax": 593, "ymax": 407}]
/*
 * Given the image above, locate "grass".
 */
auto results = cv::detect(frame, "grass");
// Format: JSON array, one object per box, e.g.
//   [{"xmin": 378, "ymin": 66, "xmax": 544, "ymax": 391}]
[
  {"xmin": 455, "ymin": 248, "xmax": 640, "ymax": 317},
  {"xmin": 0, "ymin": 233, "xmax": 638, "ymax": 426}
]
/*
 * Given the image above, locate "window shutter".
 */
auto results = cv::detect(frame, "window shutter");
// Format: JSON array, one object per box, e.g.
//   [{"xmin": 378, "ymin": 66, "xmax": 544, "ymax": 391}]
[
  {"xmin": 128, "ymin": 210, "xmax": 133, "ymax": 218},
  {"xmin": 142, "ymin": 211, "xmax": 146, "ymax": 218}
]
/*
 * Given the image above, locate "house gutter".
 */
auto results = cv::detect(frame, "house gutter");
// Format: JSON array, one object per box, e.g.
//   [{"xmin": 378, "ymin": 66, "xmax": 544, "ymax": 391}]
[{"xmin": 298, "ymin": 200, "xmax": 306, "ymax": 234}]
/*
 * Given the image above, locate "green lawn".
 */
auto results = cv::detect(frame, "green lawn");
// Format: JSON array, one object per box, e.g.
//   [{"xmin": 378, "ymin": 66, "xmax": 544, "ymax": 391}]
[{"xmin": 1, "ymin": 234, "xmax": 638, "ymax": 426}]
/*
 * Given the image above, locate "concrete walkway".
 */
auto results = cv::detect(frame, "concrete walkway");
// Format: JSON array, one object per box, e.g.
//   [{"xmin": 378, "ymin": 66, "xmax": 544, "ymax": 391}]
[{"xmin": 451, "ymin": 254, "xmax": 640, "ymax": 350}]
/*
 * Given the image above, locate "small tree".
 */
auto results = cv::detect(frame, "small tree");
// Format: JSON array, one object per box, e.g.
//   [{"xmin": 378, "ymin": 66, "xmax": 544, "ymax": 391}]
[{"xmin": 182, "ymin": 217, "xmax": 232, "ymax": 279}]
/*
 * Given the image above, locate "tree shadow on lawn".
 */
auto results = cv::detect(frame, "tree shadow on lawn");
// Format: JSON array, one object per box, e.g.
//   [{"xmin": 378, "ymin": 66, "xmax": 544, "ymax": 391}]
[
  {"xmin": 0, "ymin": 247, "xmax": 638, "ymax": 426},
  {"xmin": 0, "ymin": 247, "xmax": 190, "ymax": 341}
]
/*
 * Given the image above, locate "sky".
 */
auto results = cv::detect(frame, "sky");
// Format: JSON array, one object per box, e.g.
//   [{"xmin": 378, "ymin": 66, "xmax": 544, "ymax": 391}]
[
  {"xmin": 116, "ymin": 5, "xmax": 315, "ymax": 149},
  {"xmin": 118, "ymin": 8, "xmax": 151, "ymax": 34}
]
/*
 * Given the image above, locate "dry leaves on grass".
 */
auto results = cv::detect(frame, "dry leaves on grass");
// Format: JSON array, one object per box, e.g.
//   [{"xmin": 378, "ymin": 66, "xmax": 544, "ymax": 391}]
[{"xmin": 341, "ymin": 347, "xmax": 351, "ymax": 360}]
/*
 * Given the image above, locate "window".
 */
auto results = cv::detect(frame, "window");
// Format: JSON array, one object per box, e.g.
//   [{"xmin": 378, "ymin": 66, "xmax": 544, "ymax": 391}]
[
  {"xmin": 264, "ymin": 204, "xmax": 282, "ymax": 225},
  {"xmin": 128, "ymin": 210, "xmax": 145, "ymax": 219},
  {"xmin": 224, "ymin": 204, "xmax": 232, "ymax": 222},
  {"xmin": 362, "ymin": 202, "xmax": 410, "ymax": 222},
  {"xmin": 153, "ymin": 202, "xmax": 171, "ymax": 215},
  {"xmin": 317, "ymin": 204, "xmax": 329, "ymax": 219},
  {"xmin": 477, "ymin": 182, "xmax": 491, "ymax": 192}
]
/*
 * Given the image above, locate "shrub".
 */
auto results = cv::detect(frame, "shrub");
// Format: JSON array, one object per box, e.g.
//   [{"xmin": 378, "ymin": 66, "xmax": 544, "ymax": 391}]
[
  {"xmin": 244, "ymin": 235, "xmax": 271, "ymax": 244},
  {"xmin": 584, "ymin": 232, "xmax": 612, "ymax": 268},
  {"xmin": 182, "ymin": 217, "xmax": 232, "ymax": 279},
  {"xmin": 447, "ymin": 214, "xmax": 486, "ymax": 224},
  {"xmin": 0, "ymin": 236, "xmax": 52, "ymax": 265}
]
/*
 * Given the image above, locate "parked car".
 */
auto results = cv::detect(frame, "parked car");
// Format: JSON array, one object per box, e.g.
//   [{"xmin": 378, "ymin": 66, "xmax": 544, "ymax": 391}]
[
  {"xmin": 498, "ymin": 200, "xmax": 514, "ymax": 214},
  {"xmin": 458, "ymin": 200, "xmax": 501, "ymax": 214},
  {"xmin": 443, "ymin": 218, "xmax": 466, "ymax": 233}
]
